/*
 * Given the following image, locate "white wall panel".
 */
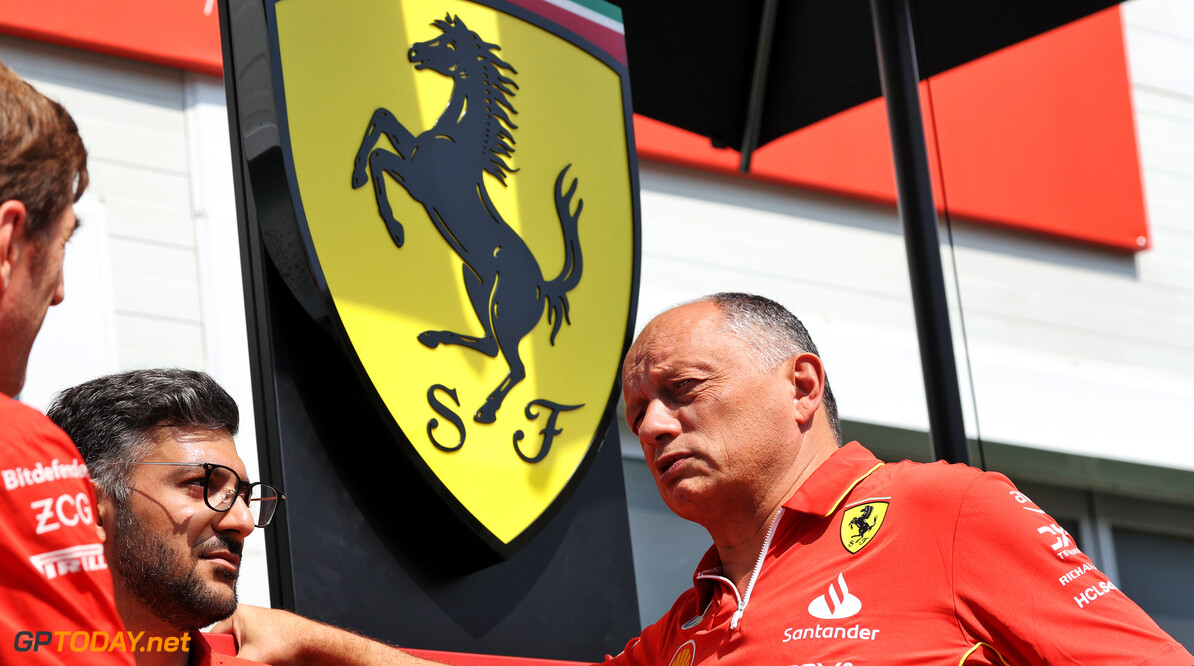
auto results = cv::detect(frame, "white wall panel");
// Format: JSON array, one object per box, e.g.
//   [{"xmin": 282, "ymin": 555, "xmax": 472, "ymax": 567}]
[
  {"xmin": 1123, "ymin": 0, "xmax": 1194, "ymax": 37},
  {"xmin": 948, "ymin": 252, "xmax": 1194, "ymax": 361},
  {"xmin": 113, "ymin": 315, "xmax": 206, "ymax": 370},
  {"xmin": 1133, "ymin": 92, "xmax": 1194, "ymax": 180},
  {"xmin": 639, "ymin": 168, "xmax": 916, "ymax": 315},
  {"xmin": 109, "ymin": 239, "xmax": 203, "ymax": 322},
  {"xmin": 1138, "ymin": 231, "xmax": 1194, "ymax": 291},
  {"xmin": 49, "ymin": 101, "xmax": 189, "ymax": 175},
  {"xmin": 1143, "ymin": 172, "xmax": 1194, "ymax": 235},
  {"xmin": 0, "ymin": 37, "xmax": 182, "ymax": 107},
  {"xmin": 1122, "ymin": 29, "xmax": 1194, "ymax": 98},
  {"xmin": 90, "ymin": 163, "xmax": 195, "ymax": 246},
  {"xmin": 1123, "ymin": 0, "xmax": 1194, "ymax": 98}
]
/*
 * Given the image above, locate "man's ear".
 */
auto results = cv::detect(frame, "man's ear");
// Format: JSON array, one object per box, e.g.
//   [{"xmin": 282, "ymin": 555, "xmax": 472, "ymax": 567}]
[
  {"xmin": 0, "ymin": 200, "xmax": 28, "ymax": 290},
  {"xmin": 92, "ymin": 479, "xmax": 114, "ymax": 544},
  {"xmin": 791, "ymin": 352, "xmax": 826, "ymax": 425}
]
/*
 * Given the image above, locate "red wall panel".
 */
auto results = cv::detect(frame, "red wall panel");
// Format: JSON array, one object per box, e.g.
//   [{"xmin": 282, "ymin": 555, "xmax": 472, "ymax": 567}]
[{"xmin": 0, "ymin": 0, "xmax": 222, "ymax": 76}]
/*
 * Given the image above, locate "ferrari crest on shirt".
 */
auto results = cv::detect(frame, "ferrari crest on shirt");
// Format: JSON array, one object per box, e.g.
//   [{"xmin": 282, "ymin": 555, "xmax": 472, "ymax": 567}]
[
  {"xmin": 841, "ymin": 500, "xmax": 889, "ymax": 553},
  {"xmin": 263, "ymin": 0, "xmax": 638, "ymax": 556}
]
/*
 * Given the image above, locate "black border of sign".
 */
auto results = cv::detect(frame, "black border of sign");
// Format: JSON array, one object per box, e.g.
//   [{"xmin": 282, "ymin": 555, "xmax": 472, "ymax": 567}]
[
  {"xmin": 221, "ymin": 0, "xmax": 296, "ymax": 608},
  {"xmin": 236, "ymin": 0, "xmax": 641, "ymax": 561}
]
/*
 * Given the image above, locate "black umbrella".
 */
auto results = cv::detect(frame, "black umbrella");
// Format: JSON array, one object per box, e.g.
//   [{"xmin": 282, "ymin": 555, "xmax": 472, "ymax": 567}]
[{"xmin": 614, "ymin": 0, "xmax": 1122, "ymax": 464}]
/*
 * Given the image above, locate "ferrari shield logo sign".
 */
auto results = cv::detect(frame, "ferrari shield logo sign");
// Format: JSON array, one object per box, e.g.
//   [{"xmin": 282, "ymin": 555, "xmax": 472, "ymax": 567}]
[
  {"xmin": 841, "ymin": 500, "xmax": 889, "ymax": 554},
  {"xmin": 264, "ymin": 0, "xmax": 638, "ymax": 554}
]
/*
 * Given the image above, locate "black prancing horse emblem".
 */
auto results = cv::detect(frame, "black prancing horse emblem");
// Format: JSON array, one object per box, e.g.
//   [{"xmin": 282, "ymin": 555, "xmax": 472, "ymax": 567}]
[
  {"xmin": 849, "ymin": 504, "xmax": 876, "ymax": 544},
  {"xmin": 351, "ymin": 14, "xmax": 584, "ymax": 428}
]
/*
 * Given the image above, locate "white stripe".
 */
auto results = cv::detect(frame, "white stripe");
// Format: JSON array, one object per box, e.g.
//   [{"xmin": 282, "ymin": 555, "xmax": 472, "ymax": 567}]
[
  {"xmin": 845, "ymin": 496, "xmax": 891, "ymax": 509},
  {"xmin": 29, "ymin": 543, "xmax": 105, "ymax": 568},
  {"xmin": 535, "ymin": 0, "xmax": 625, "ymax": 35}
]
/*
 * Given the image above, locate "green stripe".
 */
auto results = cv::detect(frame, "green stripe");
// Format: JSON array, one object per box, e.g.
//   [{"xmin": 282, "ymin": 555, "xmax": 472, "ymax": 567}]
[{"xmin": 567, "ymin": 0, "xmax": 622, "ymax": 24}]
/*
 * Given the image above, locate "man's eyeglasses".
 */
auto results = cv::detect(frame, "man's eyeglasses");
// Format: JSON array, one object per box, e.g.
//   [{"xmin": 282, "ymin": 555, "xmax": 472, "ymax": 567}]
[{"xmin": 131, "ymin": 462, "xmax": 285, "ymax": 528}]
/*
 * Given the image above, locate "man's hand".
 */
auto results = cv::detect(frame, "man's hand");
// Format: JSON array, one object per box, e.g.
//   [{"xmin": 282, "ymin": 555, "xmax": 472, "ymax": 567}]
[{"xmin": 211, "ymin": 604, "xmax": 443, "ymax": 665}]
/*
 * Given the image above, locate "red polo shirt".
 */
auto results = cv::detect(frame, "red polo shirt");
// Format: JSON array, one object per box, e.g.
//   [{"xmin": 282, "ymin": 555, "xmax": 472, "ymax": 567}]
[
  {"xmin": 605, "ymin": 442, "xmax": 1191, "ymax": 665},
  {"xmin": 0, "ymin": 396, "xmax": 132, "ymax": 665}
]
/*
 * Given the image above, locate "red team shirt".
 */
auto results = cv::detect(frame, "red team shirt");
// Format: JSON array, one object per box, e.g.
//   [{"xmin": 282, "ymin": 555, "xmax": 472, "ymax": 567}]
[
  {"xmin": 605, "ymin": 443, "xmax": 1192, "ymax": 665},
  {"xmin": 1, "ymin": 395, "xmax": 132, "ymax": 665}
]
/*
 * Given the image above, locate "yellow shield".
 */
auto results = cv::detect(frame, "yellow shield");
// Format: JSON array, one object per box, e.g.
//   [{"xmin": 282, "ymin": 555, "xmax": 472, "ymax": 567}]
[
  {"xmin": 840, "ymin": 500, "xmax": 889, "ymax": 554},
  {"xmin": 265, "ymin": 0, "xmax": 638, "ymax": 554}
]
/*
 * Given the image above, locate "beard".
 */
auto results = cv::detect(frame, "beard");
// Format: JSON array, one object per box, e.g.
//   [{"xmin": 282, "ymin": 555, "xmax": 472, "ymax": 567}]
[{"xmin": 111, "ymin": 501, "xmax": 242, "ymax": 631}]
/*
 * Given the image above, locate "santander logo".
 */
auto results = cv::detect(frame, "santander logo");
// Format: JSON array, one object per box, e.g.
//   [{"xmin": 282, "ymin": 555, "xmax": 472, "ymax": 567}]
[{"xmin": 808, "ymin": 573, "xmax": 862, "ymax": 620}]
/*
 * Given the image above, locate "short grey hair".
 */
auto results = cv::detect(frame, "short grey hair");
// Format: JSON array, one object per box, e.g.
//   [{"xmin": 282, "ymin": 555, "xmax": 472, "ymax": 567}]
[
  {"xmin": 47, "ymin": 369, "xmax": 239, "ymax": 502},
  {"xmin": 697, "ymin": 293, "xmax": 842, "ymax": 444}
]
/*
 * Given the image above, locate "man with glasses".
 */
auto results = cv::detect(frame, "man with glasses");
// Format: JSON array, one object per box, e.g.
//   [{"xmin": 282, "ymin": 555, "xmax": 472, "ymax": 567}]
[{"xmin": 48, "ymin": 368, "xmax": 284, "ymax": 666}]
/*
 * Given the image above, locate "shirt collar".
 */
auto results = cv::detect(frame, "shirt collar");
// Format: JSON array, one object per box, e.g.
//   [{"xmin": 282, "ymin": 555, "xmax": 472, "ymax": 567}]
[
  {"xmin": 685, "ymin": 443, "xmax": 883, "ymax": 602},
  {"xmin": 782, "ymin": 442, "xmax": 883, "ymax": 517}
]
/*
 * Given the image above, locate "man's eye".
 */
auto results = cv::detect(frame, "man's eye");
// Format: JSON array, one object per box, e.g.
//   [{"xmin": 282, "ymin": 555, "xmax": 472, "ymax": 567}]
[{"xmin": 625, "ymin": 406, "xmax": 642, "ymax": 434}]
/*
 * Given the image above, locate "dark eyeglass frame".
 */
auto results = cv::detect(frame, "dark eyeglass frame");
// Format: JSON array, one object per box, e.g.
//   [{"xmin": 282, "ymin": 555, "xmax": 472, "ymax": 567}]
[{"xmin": 130, "ymin": 462, "xmax": 285, "ymax": 527}]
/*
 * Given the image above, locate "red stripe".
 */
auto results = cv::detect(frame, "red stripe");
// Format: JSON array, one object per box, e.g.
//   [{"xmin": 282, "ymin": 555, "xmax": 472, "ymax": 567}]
[
  {"xmin": 0, "ymin": 0, "xmax": 223, "ymax": 76},
  {"xmin": 503, "ymin": 0, "xmax": 626, "ymax": 65}
]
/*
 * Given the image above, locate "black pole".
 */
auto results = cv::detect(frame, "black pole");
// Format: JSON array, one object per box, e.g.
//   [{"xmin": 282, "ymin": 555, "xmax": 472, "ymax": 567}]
[
  {"xmin": 869, "ymin": 0, "xmax": 970, "ymax": 465},
  {"xmin": 739, "ymin": 0, "xmax": 780, "ymax": 172}
]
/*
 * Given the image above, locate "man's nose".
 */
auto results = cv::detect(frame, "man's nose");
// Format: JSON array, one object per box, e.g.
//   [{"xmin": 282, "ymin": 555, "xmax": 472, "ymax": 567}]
[
  {"xmin": 216, "ymin": 496, "xmax": 256, "ymax": 537},
  {"xmin": 637, "ymin": 399, "xmax": 680, "ymax": 447}
]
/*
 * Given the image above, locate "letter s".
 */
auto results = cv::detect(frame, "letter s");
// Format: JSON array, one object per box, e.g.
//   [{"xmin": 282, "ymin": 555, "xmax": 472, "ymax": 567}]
[{"xmin": 427, "ymin": 385, "xmax": 465, "ymax": 452}]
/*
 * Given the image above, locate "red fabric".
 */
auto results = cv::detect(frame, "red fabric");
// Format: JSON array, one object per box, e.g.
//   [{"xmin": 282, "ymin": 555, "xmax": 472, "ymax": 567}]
[
  {"xmin": 191, "ymin": 631, "xmax": 271, "ymax": 665},
  {"xmin": 605, "ymin": 443, "xmax": 1192, "ymax": 665},
  {"xmin": 409, "ymin": 648, "xmax": 585, "ymax": 664},
  {"xmin": 0, "ymin": 395, "xmax": 132, "ymax": 664}
]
